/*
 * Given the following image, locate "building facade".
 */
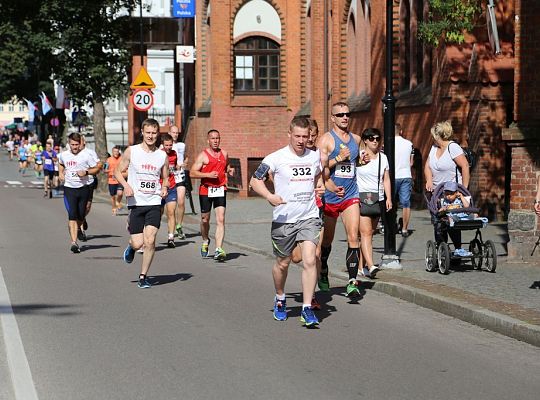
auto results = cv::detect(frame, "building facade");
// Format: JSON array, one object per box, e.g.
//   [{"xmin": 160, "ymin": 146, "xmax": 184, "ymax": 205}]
[{"xmin": 183, "ymin": 0, "xmax": 516, "ymax": 216}]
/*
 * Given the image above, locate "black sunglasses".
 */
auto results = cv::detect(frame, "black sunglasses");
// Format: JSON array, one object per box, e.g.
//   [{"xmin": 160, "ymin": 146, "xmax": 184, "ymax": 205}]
[
  {"xmin": 333, "ymin": 112, "xmax": 351, "ymax": 118},
  {"xmin": 366, "ymin": 136, "xmax": 381, "ymax": 142}
]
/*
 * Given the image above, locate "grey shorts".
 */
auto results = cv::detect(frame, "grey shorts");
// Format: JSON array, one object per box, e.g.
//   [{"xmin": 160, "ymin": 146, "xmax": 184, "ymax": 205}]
[{"xmin": 271, "ymin": 217, "xmax": 322, "ymax": 258}]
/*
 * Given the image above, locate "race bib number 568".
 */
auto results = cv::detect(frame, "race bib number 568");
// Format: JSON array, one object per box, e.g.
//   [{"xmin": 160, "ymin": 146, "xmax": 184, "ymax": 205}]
[{"xmin": 139, "ymin": 180, "xmax": 157, "ymax": 193}]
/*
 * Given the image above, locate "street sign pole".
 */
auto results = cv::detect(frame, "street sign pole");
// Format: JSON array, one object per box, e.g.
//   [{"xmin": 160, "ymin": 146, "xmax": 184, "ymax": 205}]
[{"xmin": 381, "ymin": 0, "xmax": 401, "ymax": 269}]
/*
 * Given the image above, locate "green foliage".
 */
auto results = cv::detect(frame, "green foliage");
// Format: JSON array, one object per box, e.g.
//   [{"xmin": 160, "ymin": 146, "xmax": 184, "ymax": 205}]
[{"xmin": 419, "ymin": 0, "xmax": 482, "ymax": 46}]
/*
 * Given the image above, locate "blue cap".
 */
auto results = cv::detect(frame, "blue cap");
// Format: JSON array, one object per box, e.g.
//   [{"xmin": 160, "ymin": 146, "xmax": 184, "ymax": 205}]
[{"xmin": 443, "ymin": 181, "xmax": 458, "ymax": 192}]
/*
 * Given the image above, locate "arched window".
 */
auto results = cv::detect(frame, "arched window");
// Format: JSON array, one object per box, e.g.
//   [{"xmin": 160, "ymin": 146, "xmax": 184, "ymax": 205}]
[{"xmin": 234, "ymin": 37, "xmax": 280, "ymax": 94}]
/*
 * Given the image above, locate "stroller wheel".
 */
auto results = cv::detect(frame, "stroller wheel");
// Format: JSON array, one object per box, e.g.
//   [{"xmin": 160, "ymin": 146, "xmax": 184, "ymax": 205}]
[
  {"xmin": 469, "ymin": 239, "xmax": 483, "ymax": 270},
  {"xmin": 425, "ymin": 240, "xmax": 437, "ymax": 272},
  {"xmin": 437, "ymin": 242, "xmax": 450, "ymax": 275},
  {"xmin": 484, "ymin": 240, "xmax": 497, "ymax": 273}
]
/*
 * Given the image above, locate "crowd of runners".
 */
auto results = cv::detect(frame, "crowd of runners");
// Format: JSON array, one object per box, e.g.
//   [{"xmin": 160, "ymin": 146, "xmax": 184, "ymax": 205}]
[{"xmin": 2, "ymin": 106, "xmax": 409, "ymax": 329}]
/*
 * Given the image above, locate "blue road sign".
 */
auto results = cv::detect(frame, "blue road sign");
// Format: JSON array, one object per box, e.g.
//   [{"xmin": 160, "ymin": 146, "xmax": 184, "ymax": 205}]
[{"xmin": 173, "ymin": 0, "xmax": 195, "ymax": 18}]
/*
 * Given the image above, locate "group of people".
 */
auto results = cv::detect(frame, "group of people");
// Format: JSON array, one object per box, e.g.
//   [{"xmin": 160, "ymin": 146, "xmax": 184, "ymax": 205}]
[{"xmin": 249, "ymin": 102, "xmax": 416, "ymax": 327}]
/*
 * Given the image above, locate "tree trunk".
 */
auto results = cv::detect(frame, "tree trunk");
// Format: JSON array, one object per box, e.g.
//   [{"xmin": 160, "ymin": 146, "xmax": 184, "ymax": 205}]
[{"xmin": 93, "ymin": 99, "xmax": 109, "ymax": 194}]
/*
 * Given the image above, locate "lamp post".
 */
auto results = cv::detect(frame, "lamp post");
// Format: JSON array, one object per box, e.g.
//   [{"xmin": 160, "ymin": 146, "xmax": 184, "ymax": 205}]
[{"xmin": 381, "ymin": 0, "xmax": 400, "ymax": 268}]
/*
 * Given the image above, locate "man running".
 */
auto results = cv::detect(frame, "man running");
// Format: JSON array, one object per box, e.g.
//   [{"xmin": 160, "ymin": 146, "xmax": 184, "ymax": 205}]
[
  {"xmin": 319, "ymin": 101, "xmax": 371, "ymax": 297},
  {"xmin": 160, "ymin": 134, "xmax": 179, "ymax": 248},
  {"xmin": 78, "ymin": 136, "xmax": 102, "ymax": 241},
  {"xmin": 58, "ymin": 132, "xmax": 100, "ymax": 253},
  {"xmin": 169, "ymin": 125, "xmax": 188, "ymax": 239},
  {"xmin": 250, "ymin": 117, "xmax": 325, "ymax": 327},
  {"xmin": 190, "ymin": 129, "xmax": 234, "ymax": 261},
  {"xmin": 115, "ymin": 118, "xmax": 169, "ymax": 289},
  {"xmin": 42, "ymin": 142, "xmax": 58, "ymax": 198},
  {"xmin": 105, "ymin": 146, "xmax": 124, "ymax": 215}
]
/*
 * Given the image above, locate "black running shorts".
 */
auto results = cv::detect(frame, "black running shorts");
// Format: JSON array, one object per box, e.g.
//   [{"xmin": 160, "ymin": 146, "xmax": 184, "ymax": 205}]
[{"xmin": 127, "ymin": 205, "xmax": 162, "ymax": 234}]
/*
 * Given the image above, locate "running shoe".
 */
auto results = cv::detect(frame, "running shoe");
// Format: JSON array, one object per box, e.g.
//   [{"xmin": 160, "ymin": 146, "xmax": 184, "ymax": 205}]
[
  {"xmin": 77, "ymin": 229, "xmax": 87, "ymax": 242},
  {"xmin": 201, "ymin": 240, "xmax": 210, "ymax": 258},
  {"xmin": 167, "ymin": 238, "xmax": 176, "ymax": 248},
  {"xmin": 176, "ymin": 224, "xmax": 186, "ymax": 240},
  {"xmin": 123, "ymin": 244, "xmax": 135, "ymax": 264},
  {"xmin": 70, "ymin": 243, "xmax": 80, "ymax": 254},
  {"xmin": 346, "ymin": 280, "xmax": 361, "ymax": 297},
  {"xmin": 137, "ymin": 275, "xmax": 151, "ymax": 289},
  {"xmin": 213, "ymin": 247, "xmax": 226, "ymax": 262},
  {"xmin": 318, "ymin": 273, "xmax": 330, "ymax": 292},
  {"xmin": 454, "ymin": 248, "xmax": 472, "ymax": 257},
  {"xmin": 311, "ymin": 296, "xmax": 321, "ymax": 311},
  {"xmin": 300, "ymin": 307, "xmax": 319, "ymax": 327},
  {"xmin": 361, "ymin": 266, "xmax": 371, "ymax": 278},
  {"xmin": 273, "ymin": 298, "xmax": 287, "ymax": 321},
  {"xmin": 137, "ymin": 247, "xmax": 144, "ymax": 254},
  {"xmin": 368, "ymin": 265, "xmax": 380, "ymax": 278}
]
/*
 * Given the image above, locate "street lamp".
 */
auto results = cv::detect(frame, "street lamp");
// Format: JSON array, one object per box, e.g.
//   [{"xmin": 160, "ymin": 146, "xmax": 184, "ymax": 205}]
[{"xmin": 381, "ymin": 0, "xmax": 400, "ymax": 269}]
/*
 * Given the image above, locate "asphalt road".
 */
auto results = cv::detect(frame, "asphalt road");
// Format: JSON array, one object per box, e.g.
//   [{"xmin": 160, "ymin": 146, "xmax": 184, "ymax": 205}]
[{"xmin": 0, "ymin": 185, "xmax": 539, "ymax": 400}]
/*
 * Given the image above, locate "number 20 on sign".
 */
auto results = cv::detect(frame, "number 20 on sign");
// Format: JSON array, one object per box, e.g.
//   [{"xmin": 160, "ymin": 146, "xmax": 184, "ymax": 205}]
[{"xmin": 131, "ymin": 88, "xmax": 154, "ymax": 112}]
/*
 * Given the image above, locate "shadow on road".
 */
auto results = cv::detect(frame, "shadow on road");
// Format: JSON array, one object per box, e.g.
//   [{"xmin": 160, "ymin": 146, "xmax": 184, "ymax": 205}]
[
  {"xmin": 81, "ymin": 244, "xmax": 120, "ymax": 251},
  {"xmin": 147, "ymin": 273, "xmax": 194, "ymax": 286},
  {"xmin": 0, "ymin": 303, "xmax": 81, "ymax": 317},
  {"xmin": 87, "ymin": 234, "xmax": 122, "ymax": 239}
]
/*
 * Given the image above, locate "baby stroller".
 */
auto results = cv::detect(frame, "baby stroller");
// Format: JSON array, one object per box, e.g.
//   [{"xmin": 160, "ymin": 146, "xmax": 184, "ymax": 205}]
[{"xmin": 424, "ymin": 182, "xmax": 497, "ymax": 274}]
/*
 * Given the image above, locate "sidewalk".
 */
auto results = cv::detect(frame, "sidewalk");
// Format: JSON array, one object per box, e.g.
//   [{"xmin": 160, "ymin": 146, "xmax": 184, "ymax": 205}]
[{"xmin": 181, "ymin": 193, "xmax": 540, "ymax": 347}]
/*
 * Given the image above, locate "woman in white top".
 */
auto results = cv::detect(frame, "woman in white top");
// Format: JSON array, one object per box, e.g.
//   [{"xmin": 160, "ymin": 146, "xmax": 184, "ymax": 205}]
[
  {"xmin": 356, "ymin": 128, "xmax": 392, "ymax": 277},
  {"xmin": 424, "ymin": 121, "xmax": 470, "ymax": 250}
]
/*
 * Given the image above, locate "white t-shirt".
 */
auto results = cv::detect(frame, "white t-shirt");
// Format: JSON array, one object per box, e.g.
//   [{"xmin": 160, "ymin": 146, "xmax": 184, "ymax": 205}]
[
  {"xmin": 59, "ymin": 150, "xmax": 98, "ymax": 188},
  {"xmin": 428, "ymin": 142, "xmax": 464, "ymax": 186},
  {"xmin": 6, "ymin": 140, "xmax": 14, "ymax": 151},
  {"xmin": 126, "ymin": 144, "xmax": 167, "ymax": 207},
  {"xmin": 82, "ymin": 148, "xmax": 100, "ymax": 185},
  {"xmin": 395, "ymin": 136, "xmax": 413, "ymax": 179},
  {"xmin": 262, "ymin": 146, "xmax": 321, "ymax": 224},
  {"xmin": 356, "ymin": 152, "xmax": 389, "ymax": 201},
  {"xmin": 173, "ymin": 142, "xmax": 186, "ymax": 183}
]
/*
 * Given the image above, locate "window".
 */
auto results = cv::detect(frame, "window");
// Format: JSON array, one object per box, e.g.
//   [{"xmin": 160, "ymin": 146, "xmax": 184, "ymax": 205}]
[
  {"xmin": 18, "ymin": 103, "xmax": 25, "ymax": 112},
  {"xmin": 0, "ymin": 104, "xmax": 3, "ymax": 112},
  {"xmin": 8, "ymin": 104, "xmax": 14, "ymax": 112},
  {"xmin": 234, "ymin": 37, "xmax": 280, "ymax": 94}
]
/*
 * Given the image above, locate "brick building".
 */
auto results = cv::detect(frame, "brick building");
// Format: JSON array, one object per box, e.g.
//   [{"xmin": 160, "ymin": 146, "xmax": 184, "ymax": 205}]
[{"xmin": 182, "ymin": 0, "xmax": 516, "ymax": 221}]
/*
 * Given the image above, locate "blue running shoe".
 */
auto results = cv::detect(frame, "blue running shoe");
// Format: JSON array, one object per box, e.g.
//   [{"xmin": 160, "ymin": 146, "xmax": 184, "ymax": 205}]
[
  {"xmin": 137, "ymin": 275, "xmax": 151, "ymax": 289},
  {"xmin": 273, "ymin": 298, "xmax": 287, "ymax": 321},
  {"xmin": 300, "ymin": 307, "xmax": 319, "ymax": 327},
  {"xmin": 123, "ymin": 244, "xmax": 135, "ymax": 264}
]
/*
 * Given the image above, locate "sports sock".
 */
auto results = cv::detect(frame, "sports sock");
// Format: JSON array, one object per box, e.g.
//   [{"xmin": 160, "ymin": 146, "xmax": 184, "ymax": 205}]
[
  {"xmin": 275, "ymin": 293, "xmax": 286, "ymax": 301},
  {"xmin": 321, "ymin": 245, "xmax": 332, "ymax": 273},
  {"xmin": 346, "ymin": 247, "xmax": 360, "ymax": 281}
]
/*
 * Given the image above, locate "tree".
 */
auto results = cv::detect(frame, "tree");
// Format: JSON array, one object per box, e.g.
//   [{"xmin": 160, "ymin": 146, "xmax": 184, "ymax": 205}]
[
  {"xmin": 419, "ymin": 0, "xmax": 482, "ymax": 46},
  {"xmin": 45, "ymin": 0, "xmax": 135, "ymax": 192}
]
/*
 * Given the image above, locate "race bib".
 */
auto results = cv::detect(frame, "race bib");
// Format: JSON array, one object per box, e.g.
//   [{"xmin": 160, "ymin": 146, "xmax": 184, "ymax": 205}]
[
  {"xmin": 139, "ymin": 180, "xmax": 158, "ymax": 194},
  {"xmin": 174, "ymin": 169, "xmax": 185, "ymax": 183},
  {"xmin": 44, "ymin": 159, "xmax": 53, "ymax": 165},
  {"xmin": 208, "ymin": 186, "xmax": 225, "ymax": 198},
  {"xmin": 335, "ymin": 162, "xmax": 354, "ymax": 179}
]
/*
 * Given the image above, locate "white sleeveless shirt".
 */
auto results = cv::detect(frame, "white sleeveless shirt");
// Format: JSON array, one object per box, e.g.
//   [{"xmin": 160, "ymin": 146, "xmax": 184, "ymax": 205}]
[{"xmin": 127, "ymin": 144, "xmax": 167, "ymax": 207}]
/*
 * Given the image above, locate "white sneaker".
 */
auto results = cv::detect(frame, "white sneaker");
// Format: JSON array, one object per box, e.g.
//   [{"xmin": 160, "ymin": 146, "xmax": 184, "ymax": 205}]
[
  {"xmin": 361, "ymin": 267, "xmax": 371, "ymax": 278},
  {"xmin": 368, "ymin": 266, "xmax": 380, "ymax": 278}
]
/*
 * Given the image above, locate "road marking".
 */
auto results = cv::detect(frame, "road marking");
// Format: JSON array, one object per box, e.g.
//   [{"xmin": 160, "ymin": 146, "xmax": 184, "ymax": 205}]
[
  {"xmin": 5, "ymin": 181, "xmax": 22, "ymax": 185},
  {"xmin": 30, "ymin": 181, "xmax": 43, "ymax": 186},
  {"xmin": 0, "ymin": 267, "xmax": 39, "ymax": 400}
]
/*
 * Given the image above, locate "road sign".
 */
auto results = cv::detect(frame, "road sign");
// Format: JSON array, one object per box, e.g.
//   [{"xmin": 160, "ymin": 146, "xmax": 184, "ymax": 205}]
[
  {"xmin": 131, "ymin": 89, "xmax": 154, "ymax": 112},
  {"xmin": 176, "ymin": 46, "xmax": 195, "ymax": 63},
  {"xmin": 172, "ymin": 0, "xmax": 195, "ymax": 18},
  {"xmin": 130, "ymin": 67, "xmax": 156, "ymax": 90}
]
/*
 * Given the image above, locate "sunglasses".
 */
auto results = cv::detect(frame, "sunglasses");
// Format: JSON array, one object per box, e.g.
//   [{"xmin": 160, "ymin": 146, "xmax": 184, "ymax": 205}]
[
  {"xmin": 365, "ymin": 136, "xmax": 381, "ymax": 142},
  {"xmin": 333, "ymin": 112, "xmax": 351, "ymax": 118}
]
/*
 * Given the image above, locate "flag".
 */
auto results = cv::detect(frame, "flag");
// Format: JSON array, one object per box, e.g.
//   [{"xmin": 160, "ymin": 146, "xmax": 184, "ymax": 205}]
[
  {"xmin": 40, "ymin": 92, "xmax": 52, "ymax": 115},
  {"xmin": 55, "ymin": 85, "xmax": 70, "ymax": 109},
  {"xmin": 23, "ymin": 98, "xmax": 36, "ymax": 122}
]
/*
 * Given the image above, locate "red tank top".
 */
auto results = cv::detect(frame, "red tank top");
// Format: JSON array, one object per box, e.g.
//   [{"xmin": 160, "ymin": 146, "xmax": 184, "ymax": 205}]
[{"xmin": 199, "ymin": 149, "xmax": 227, "ymax": 195}]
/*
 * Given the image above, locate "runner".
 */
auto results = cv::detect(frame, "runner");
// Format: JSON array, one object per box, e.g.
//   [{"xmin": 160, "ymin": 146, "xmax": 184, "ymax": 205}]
[
  {"xmin": 160, "ymin": 134, "xmax": 179, "ymax": 248},
  {"xmin": 58, "ymin": 132, "xmax": 100, "ymax": 253},
  {"xmin": 33, "ymin": 141, "xmax": 44, "ymax": 178},
  {"xmin": 42, "ymin": 142, "xmax": 58, "ymax": 198},
  {"xmin": 169, "ymin": 125, "xmax": 188, "ymax": 239},
  {"xmin": 18, "ymin": 139, "xmax": 29, "ymax": 175},
  {"xmin": 115, "ymin": 118, "xmax": 169, "ymax": 289},
  {"xmin": 52, "ymin": 144, "xmax": 61, "ymax": 197},
  {"xmin": 79, "ymin": 135, "xmax": 102, "ymax": 241},
  {"xmin": 319, "ymin": 101, "xmax": 367, "ymax": 297},
  {"xmin": 249, "ymin": 116, "xmax": 326, "ymax": 327},
  {"xmin": 190, "ymin": 129, "xmax": 234, "ymax": 261},
  {"xmin": 105, "ymin": 146, "xmax": 124, "ymax": 215}
]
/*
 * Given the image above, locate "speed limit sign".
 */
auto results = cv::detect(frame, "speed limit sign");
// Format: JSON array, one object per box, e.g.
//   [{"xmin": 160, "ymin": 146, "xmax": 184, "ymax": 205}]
[{"xmin": 132, "ymin": 88, "xmax": 154, "ymax": 112}]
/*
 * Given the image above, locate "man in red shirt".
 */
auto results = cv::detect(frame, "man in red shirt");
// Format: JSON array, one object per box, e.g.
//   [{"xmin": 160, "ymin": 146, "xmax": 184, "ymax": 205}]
[
  {"xmin": 160, "ymin": 134, "xmax": 179, "ymax": 248},
  {"xmin": 190, "ymin": 129, "xmax": 234, "ymax": 261}
]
